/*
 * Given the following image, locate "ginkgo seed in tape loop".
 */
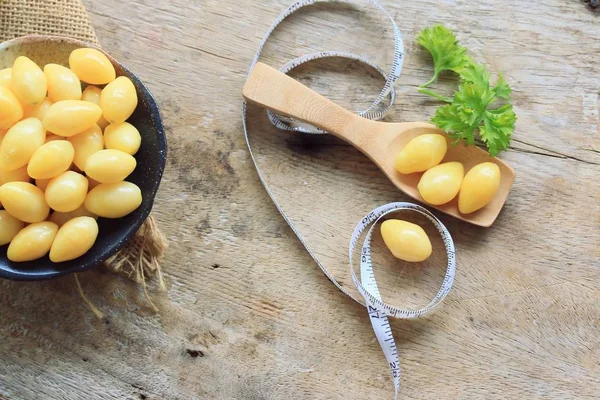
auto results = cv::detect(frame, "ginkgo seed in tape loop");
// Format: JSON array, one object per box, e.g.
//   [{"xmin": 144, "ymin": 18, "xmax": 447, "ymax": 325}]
[{"xmin": 241, "ymin": 1, "xmax": 457, "ymax": 398}]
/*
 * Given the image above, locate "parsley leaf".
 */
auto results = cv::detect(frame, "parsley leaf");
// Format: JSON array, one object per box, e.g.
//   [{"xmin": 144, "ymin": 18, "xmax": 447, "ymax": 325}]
[
  {"xmin": 417, "ymin": 25, "xmax": 516, "ymax": 156},
  {"xmin": 417, "ymin": 25, "xmax": 470, "ymax": 87},
  {"xmin": 432, "ymin": 104, "xmax": 476, "ymax": 145},
  {"xmin": 481, "ymin": 105, "xmax": 516, "ymax": 156},
  {"xmin": 459, "ymin": 62, "xmax": 490, "ymax": 87},
  {"xmin": 492, "ymin": 73, "xmax": 511, "ymax": 100},
  {"xmin": 454, "ymin": 81, "xmax": 495, "ymax": 115}
]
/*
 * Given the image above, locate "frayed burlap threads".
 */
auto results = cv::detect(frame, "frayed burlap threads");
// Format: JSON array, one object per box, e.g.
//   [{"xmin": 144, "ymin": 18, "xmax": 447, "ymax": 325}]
[
  {"xmin": 105, "ymin": 215, "xmax": 168, "ymax": 311},
  {"xmin": 1, "ymin": 0, "xmax": 168, "ymax": 314},
  {"xmin": 74, "ymin": 273, "xmax": 105, "ymax": 319},
  {"xmin": 75, "ymin": 216, "xmax": 168, "ymax": 317}
]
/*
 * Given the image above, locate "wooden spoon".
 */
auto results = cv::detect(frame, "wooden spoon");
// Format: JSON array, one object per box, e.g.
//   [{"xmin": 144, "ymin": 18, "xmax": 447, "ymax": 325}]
[{"xmin": 243, "ymin": 62, "xmax": 516, "ymax": 227}]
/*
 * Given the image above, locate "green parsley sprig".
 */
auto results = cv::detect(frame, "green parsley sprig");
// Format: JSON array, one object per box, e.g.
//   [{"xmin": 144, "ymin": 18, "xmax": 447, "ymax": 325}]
[{"xmin": 417, "ymin": 25, "xmax": 516, "ymax": 157}]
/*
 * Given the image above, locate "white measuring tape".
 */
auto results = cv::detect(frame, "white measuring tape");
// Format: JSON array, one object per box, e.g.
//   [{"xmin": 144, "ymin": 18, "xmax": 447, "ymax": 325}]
[
  {"xmin": 351, "ymin": 203, "xmax": 455, "ymax": 399},
  {"xmin": 242, "ymin": 1, "xmax": 457, "ymax": 398}
]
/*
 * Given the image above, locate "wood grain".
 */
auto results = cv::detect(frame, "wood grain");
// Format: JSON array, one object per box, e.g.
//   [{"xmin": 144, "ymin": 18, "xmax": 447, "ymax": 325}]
[{"xmin": 1, "ymin": 0, "xmax": 599, "ymax": 399}]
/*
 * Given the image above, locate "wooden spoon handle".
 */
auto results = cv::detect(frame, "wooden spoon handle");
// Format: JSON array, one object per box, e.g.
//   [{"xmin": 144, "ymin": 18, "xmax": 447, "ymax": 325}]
[{"xmin": 242, "ymin": 62, "xmax": 365, "ymax": 146}]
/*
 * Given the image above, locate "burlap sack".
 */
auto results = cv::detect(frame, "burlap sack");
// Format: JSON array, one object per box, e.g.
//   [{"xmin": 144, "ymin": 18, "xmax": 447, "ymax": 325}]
[
  {"xmin": 0, "ymin": 0, "xmax": 167, "ymax": 302},
  {"xmin": 0, "ymin": 0, "xmax": 97, "ymax": 43}
]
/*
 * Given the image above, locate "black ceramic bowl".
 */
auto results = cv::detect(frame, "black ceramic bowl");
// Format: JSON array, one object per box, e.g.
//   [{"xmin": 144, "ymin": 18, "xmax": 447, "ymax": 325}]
[{"xmin": 0, "ymin": 36, "xmax": 167, "ymax": 280}]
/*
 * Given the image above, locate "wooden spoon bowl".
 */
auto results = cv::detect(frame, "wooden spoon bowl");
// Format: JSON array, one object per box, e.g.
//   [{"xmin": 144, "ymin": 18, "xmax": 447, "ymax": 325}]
[{"xmin": 243, "ymin": 62, "xmax": 515, "ymax": 227}]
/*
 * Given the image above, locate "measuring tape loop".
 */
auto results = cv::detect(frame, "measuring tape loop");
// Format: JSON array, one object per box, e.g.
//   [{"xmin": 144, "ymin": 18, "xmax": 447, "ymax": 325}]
[
  {"xmin": 248, "ymin": 0, "xmax": 404, "ymax": 134},
  {"xmin": 352, "ymin": 203, "xmax": 456, "ymax": 399},
  {"xmin": 242, "ymin": 1, "xmax": 456, "ymax": 398},
  {"xmin": 351, "ymin": 202, "xmax": 456, "ymax": 319},
  {"xmin": 269, "ymin": 51, "xmax": 397, "ymax": 133}
]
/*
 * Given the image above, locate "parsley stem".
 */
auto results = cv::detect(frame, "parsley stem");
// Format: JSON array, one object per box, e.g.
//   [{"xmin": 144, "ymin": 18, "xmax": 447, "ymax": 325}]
[
  {"xmin": 421, "ymin": 73, "xmax": 439, "ymax": 88},
  {"xmin": 418, "ymin": 88, "xmax": 453, "ymax": 103}
]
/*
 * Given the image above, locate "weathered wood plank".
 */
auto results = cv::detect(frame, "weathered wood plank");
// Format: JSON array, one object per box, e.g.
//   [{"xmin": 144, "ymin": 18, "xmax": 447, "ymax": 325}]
[{"xmin": 1, "ymin": 0, "xmax": 599, "ymax": 399}]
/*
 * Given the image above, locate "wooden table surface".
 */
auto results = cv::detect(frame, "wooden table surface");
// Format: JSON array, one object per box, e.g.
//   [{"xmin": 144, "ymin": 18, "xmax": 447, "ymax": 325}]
[{"xmin": 1, "ymin": 1, "xmax": 599, "ymax": 399}]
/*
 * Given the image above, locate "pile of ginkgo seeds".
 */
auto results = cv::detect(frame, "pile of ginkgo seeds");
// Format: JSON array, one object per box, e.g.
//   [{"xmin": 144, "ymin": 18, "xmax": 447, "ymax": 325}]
[{"xmin": 0, "ymin": 48, "xmax": 143, "ymax": 263}]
